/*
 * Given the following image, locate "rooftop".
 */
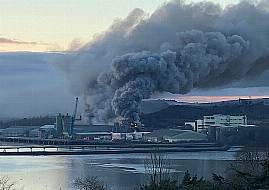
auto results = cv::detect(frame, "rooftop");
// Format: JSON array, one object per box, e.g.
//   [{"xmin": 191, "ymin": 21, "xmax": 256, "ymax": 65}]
[
  {"xmin": 73, "ymin": 124, "xmax": 114, "ymax": 133},
  {"xmin": 169, "ymin": 131, "xmax": 207, "ymax": 140}
]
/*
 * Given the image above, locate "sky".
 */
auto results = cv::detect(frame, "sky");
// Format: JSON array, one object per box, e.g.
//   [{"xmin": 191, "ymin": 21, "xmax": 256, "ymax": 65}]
[
  {"xmin": 0, "ymin": 0, "xmax": 240, "ymax": 52},
  {"xmin": 1, "ymin": 0, "xmax": 269, "ymax": 118}
]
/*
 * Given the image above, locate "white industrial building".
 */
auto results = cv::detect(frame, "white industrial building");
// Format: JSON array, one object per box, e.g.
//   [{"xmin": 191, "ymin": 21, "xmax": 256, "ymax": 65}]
[
  {"xmin": 203, "ymin": 115, "xmax": 247, "ymax": 127},
  {"xmin": 186, "ymin": 114, "xmax": 247, "ymax": 132}
]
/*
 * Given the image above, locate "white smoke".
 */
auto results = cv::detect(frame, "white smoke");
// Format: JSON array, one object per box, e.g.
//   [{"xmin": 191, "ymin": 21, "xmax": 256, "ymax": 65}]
[{"xmin": 61, "ymin": 0, "xmax": 269, "ymax": 123}]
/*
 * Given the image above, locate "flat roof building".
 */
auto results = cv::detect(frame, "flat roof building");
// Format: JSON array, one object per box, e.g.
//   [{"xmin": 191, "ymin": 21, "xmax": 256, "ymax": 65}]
[
  {"xmin": 189, "ymin": 114, "xmax": 247, "ymax": 132},
  {"xmin": 203, "ymin": 114, "xmax": 247, "ymax": 128},
  {"xmin": 0, "ymin": 125, "xmax": 41, "ymax": 137}
]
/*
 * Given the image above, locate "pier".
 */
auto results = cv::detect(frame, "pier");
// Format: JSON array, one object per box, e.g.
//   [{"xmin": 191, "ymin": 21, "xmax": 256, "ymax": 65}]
[{"xmin": 0, "ymin": 138, "xmax": 230, "ymax": 156}]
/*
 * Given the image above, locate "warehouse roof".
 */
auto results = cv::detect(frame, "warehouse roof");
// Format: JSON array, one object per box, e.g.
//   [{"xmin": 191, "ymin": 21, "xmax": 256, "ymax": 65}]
[{"xmin": 169, "ymin": 131, "xmax": 207, "ymax": 140}]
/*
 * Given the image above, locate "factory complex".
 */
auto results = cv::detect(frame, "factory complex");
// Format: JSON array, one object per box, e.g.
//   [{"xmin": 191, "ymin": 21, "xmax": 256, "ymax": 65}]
[
  {"xmin": 0, "ymin": 113, "xmax": 258, "ymax": 144},
  {"xmin": 0, "ymin": 98, "xmax": 265, "ymax": 145}
]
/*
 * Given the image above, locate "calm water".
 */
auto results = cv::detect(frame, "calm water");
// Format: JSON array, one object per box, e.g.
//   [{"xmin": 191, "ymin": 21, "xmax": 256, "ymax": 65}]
[{"xmin": 0, "ymin": 151, "xmax": 237, "ymax": 190}]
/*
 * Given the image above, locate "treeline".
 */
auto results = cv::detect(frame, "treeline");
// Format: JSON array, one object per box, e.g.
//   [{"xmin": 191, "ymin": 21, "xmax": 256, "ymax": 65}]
[{"xmin": 0, "ymin": 116, "xmax": 55, "ymax": 128}]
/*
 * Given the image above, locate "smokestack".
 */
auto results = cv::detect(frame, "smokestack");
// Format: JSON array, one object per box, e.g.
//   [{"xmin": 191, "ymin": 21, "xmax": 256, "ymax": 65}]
[{"xmin": 60, "ymin": 0, "xmax": 269, "ymax": 123}]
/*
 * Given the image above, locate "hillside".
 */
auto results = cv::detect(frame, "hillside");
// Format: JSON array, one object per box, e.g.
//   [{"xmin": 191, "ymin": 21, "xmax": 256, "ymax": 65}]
[
  {"xmin": 141, "ymin": 100, "xmax": 171, "ymax": 114},
  {"xmin": 141, "ymin": 102, "xmax": 269, "ymax": 128}
]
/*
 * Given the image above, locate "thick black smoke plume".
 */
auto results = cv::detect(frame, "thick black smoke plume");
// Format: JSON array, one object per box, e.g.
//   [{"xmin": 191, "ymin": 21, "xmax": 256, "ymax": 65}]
[{"xmin": 62, "ymin": 0, "xmax": 269, "ymax": 123}]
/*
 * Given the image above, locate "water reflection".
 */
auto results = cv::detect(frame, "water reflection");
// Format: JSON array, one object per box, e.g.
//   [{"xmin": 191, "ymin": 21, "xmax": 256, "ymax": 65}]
[{"xmin": 0, "ymin": 151, "xmax": 236, "ymax": 190}]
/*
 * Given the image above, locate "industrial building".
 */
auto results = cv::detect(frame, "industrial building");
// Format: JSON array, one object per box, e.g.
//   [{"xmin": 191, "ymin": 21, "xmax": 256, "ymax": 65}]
[
  {"xmin": 0, "ymin": 125, "xmax": 56, "ymax": 138},
  {"xmin": 73, "ymin": 124, "xmax": 113, "ymax": 140},
  {"xmin": 28, "ymin": 125, "xmax": 56, "ymax": 139},
  {"xmin": 203, "ymin": 115, "xmax": 247, "ymax": 127},
  {"xmin": 0, "ymin": 125, "xmax": 40, "ymax": 137},
  {"xmin": 183, "ymin": 114, "xmax": 256, "ymax": 143},
  {"xmin": 186, "ymin": 114, "xmax": 247, "ymax": 132},
  {"xmin": 55, "ymin": 113, "xmax": 74, "ymax": 137}
]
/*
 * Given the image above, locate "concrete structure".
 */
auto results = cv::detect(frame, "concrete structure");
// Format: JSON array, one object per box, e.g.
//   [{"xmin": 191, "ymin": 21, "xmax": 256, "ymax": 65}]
[
  {"xmin": 62, "ymin": 115, "xmax": 72, "ymax": 137},
  {"xmin": 195, "ymin": 120, "xmax": 204, "ymax": 132},
  {"xmin": 55, "ymin": 113, "xmax": 63, "ymax": 135},
  {"xmin": 191, "ymin": 114, "xmax": 247, "ymax": 132},
  {"xmin": 203, "ymin": 115, "xmax": 247, "ymax": 127},
  {"xmin": 55, "ymin": 113, "xmax": 72, "ymax": 137}
]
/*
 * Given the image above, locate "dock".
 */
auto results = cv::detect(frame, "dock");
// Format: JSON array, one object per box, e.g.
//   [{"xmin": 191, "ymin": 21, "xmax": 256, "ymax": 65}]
[{"xmin": 0, "ymin": 141, "xmax": 230, "ymax": 156}]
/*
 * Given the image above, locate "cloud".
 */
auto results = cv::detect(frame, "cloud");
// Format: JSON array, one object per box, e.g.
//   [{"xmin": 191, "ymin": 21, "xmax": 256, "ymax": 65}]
[
  {"xmin": 59, "ymin": 0, "xmax": 269, "ymax": 123},
  {"xmin": 0, "ymin": 52, "xmax": 75, "ymax": 119},
  {"xmin": 0, "ymin": 37, "xmax": 49, "ymax": 46}
]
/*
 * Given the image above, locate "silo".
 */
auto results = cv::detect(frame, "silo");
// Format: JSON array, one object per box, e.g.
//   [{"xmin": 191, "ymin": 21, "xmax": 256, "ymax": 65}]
[
  {"xmin": 56, "ymin": 113, "xmax": 63, "ymax": 135},
  {"xmin": 62, "ymin": 114, "xmax": 72, "ymax": 135}
]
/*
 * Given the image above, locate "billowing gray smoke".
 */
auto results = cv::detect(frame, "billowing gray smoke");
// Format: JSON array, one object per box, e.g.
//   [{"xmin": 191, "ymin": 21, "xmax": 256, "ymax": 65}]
[{"xmin": 62, "ymin": 0, "xmax": 269, "ymax": 123}]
